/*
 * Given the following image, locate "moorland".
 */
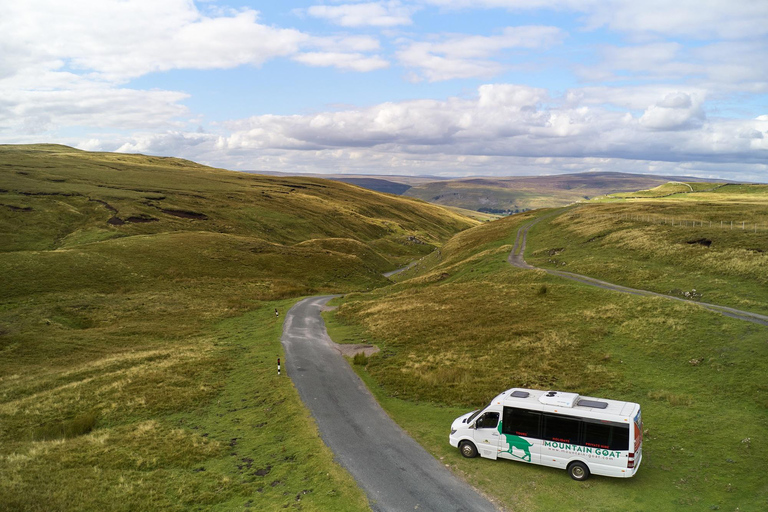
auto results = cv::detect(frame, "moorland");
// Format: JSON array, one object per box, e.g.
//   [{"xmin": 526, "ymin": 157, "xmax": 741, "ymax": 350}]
[
  {"xmin": 327, "ymin": 182, "xmax": 768, "ymax": 511},
  {"xmin": 0, "ymin": 144, "xmax": 473, "ymax": 511},
  {"xmin": 2, "ymin": 145, "xmax": 767, "ymax": 511},
  {"xmin": 262, "ymin": 171, "xmax": 703, "ymax": 213}
]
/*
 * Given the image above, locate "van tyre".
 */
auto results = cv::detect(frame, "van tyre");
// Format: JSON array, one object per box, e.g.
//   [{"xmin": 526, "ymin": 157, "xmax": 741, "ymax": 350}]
[
  {"xmin": 567, "ymin": 461, "xmax": 590, "ymax": 481},
  {"xmin": 459, "ymin": 441, "xmax": 478, "ymax": 458}
]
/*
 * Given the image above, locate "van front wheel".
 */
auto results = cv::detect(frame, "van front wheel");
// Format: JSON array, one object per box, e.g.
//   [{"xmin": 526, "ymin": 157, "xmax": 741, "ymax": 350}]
[
  {"xmin": 567, "ymin": 461, "xmax": 590, "ymax": 481},
  {"xmin": 459, "ymin": 441, "xmax": 478, "ymax": 458}
]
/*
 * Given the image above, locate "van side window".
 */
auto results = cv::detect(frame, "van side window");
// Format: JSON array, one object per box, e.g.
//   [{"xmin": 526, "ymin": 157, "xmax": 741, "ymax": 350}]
[
  {"xmin": 502, "ymin": 407, "xmax": 541, "ymax": 438},
  {"xmin": 542, "ymin": 414, "xmax": 580, "ymax": 444},
  {"xmin": 475, "ymin": 412, "xmax": 499, "ymax": 429}
]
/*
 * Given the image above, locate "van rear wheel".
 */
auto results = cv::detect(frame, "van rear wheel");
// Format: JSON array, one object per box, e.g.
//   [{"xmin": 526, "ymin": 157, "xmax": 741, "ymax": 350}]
[
  {"xmin": 567, "ymin": 461, "xmax": 590, "ymax": 481},
  {"xmin": 459, "ymin": 441, "xmax": 478, "ymax": 458}
]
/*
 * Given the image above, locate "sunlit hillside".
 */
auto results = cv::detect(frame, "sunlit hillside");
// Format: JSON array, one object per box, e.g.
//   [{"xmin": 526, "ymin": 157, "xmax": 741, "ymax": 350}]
[
  {"xmin": 328, "ymin": 189, "xmax": 768, "ymax": 511},
  {"xmin": 0, "ymin": 144, "xmax": 476, "ymax": 511},
  {"xmin": 530, "ymin": 183, "xmax": 768, "ymax": 314}
]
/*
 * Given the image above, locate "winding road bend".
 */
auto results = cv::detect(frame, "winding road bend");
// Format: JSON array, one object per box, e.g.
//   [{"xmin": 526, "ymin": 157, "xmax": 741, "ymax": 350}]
[
  {"xmin": 509, "ymin": 213, "xmax": 768, "ymax": 327},
  {"xmin": 281, "ymin": 296, "xmax": 498, "ymax": 512}
]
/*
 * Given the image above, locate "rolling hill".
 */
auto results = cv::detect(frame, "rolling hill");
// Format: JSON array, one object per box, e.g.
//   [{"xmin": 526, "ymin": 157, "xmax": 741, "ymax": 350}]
[
  {"xmin": 401, "ymin": 172, "xmax": 716, "ymax": 213},
  {"xmin": 4, "ymin": 145, "xmax": 766, "ymax": 511},
  {"xmin": 327, "ymin": 184, "xmax": 768, "ymax": 511},
  {"xmin": 0, "ymin": 144, "xmax": 476, "ymax": 511},
  {"xmin": 261, "ymin": 170, "xmax": 721, "ymax": 213}
]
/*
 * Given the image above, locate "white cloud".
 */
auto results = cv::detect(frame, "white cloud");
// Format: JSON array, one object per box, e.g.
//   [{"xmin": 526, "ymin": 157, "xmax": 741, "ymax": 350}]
[
  {"xmin": 292, "ymin": 52, "xmax": 390, "ymax": 72},
  {"xmin": 423, "ymin": 0, "xmax": 768, "ymax": 40},
  {"xmin": 55, "ymin": 82, "xmax": 764, "ymax": 178},
  {"xmin": 639, "ymin": 92, "xmax": 705, "ymax": 131},
  {"xmin": 310, "ymin": 35, "xmax": 383, "ymax": 53},
  {"xmin": 573, "ymin": 39, "xmax": 768, "ymax": 96},
  {"xmin": 203, "ymin": 83, "xmax": 767, "ymax": 169},
  {"xmin": 0, "ymin": 1, "xmax": 308, "ymax": 83},
  {"xmin": 0, "ymin": 1, "xmax": 392, "ymax": 138},
  {"xmin": 306, "ymin": 1, "xmax": 417, "ymax": 27},
  {"xmin": 397, "ymin": 26, "xmax": 564, "ymax": 81},
  {"xmin": 105, "ymin": 129, "xmax": 768, "ymax": 182},
  {"xmin": 584, "ymin": 0, "xmax": 768, "ymax": 40},
  {"xmin": 0, "ymin": 84, "xmax": 190, "ymax": 136}
]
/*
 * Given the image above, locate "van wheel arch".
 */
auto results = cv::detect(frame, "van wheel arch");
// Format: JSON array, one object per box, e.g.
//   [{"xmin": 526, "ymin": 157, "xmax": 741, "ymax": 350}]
[
  {"xmin": 567, "ymin": 461, "xmax": 590, "ymax": 481},
  {"xmin": 459, "ymin": 440, "xmax": 478, "ymax": 458}
]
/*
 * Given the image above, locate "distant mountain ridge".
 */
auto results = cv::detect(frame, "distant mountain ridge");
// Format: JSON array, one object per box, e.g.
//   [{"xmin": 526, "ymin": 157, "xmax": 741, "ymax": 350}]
[{"xmin": 248, "ymin": 170, "xmax": 719, "ymax": 212}]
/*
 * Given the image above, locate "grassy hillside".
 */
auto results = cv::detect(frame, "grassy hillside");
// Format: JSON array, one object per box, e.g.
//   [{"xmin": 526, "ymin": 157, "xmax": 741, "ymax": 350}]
[
  {"xmin": 526, "ymin": 184, "xmax": 768, "ymax": 315},
  {"xmin": 0, "ymin": 144, "xmax": 470, "ymax": 257},
  {"xmin": 0, "ymin": 144, "xmax": 476, "ymax": 511},
  {"xmin": 608, "ymin": 181, "xmax": 727, "ymax": 198},
  {"xmin": 326, "ymin": 205, "xmax": 768, "ymax": 511}
]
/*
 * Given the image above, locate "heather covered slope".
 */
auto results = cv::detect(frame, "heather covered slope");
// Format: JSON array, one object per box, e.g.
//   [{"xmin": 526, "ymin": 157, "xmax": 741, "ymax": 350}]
[{"xmin": 0, "ymin": 144, "xmax": 472, "ymax": 257}]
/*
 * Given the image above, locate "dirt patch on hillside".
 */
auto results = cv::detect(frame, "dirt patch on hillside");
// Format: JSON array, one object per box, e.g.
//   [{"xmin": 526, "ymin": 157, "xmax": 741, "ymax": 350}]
[
  {"xmin": 321, "ymin": 305, "xmax": 380, "ymax": 357},
  {"xmin": 334, "ymin": 343, "xmax": 380, "ymax": 357}
]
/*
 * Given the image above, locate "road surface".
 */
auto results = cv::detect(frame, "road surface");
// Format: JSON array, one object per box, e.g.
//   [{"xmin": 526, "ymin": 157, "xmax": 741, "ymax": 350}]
[{"xmin": 281, "ymin": 296, "xmax": 498, "ymax": 512}]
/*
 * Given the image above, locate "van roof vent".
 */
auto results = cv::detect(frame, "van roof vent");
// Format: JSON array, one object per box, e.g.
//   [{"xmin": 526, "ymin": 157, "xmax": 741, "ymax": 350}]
[
  {"xmin": 538, "ymin": 391, "xmax": 579, "ymax": 408},
  {"xmin": 577, "ymin": 399, "xmax": 609, "ymax": 409},
  {"xmin": 510, "ymin": 390, "xmax": 530, "ymax": 398}
]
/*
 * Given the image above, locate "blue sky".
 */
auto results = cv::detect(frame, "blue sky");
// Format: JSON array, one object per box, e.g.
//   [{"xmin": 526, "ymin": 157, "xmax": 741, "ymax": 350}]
[{"xmin": 1, "ymin": 1, "xmax": 767, "ymax": 180}]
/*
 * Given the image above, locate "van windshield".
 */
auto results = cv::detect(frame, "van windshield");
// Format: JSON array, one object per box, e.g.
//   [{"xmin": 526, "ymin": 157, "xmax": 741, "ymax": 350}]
[{"xmin": 467, "ymin": 401, "xmax": 494, "ymax": 424}]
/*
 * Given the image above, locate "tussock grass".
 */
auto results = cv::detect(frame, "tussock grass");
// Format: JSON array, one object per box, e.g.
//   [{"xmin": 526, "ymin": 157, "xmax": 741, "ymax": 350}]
[
  {"xmin": 33, "ymin": 411, "xmax": 99, "ymax": 441},
  {"xmin": 0, "ymin": 145, "xmax": 478, "ymax": 510},
  {"xmin": 527, "ymin": 196, "xmax": 768, "ymax": 314},
  {"xmin": 0, "ymin": 300, "xmax": 371, "ymax": 511},
  {"xmin": 647, "ymin": 390, "xmax": 694, "ymax": 407}
]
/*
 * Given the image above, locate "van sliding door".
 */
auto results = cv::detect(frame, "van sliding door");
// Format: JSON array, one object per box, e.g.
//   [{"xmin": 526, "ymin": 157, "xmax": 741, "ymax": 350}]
[{"xmin": 499, "ymin": 407, "xmax": 541, "ymax": 464}]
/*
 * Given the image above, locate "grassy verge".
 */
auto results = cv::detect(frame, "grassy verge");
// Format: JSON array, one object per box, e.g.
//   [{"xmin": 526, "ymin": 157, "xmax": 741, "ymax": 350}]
[
  {"xmin": 0, "ymin": 301, "xmax": 370, "ymax": 511},
  {"xmin": 324, "ymin": 212, "xmax": 768, "ymax": 511}
]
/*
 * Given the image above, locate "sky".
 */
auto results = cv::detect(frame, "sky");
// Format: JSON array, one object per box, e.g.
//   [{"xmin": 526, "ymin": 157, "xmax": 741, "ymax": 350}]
[{"xmin": 1, "ymin": 1, "xmax": 767, "ymax": 181}]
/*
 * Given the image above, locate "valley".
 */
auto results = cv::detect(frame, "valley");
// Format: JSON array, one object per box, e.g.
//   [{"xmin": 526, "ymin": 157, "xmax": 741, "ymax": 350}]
[{"xmin": 1, "ymin": 145, "xmax": 766, "ymax": 511}]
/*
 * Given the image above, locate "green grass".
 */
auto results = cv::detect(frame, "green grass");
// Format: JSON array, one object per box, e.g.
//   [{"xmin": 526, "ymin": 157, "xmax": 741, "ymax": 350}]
[
  {"xmin": 326, "ymin": 210, "xmax": 768, "ymax": 511},
  {"xmin": 1, "ymin": 302, "xmax": 370, "ymax": 511},
  {"xmin": 524, "ymin": 198, "xmax": 768, "ymax": 315},
  {"xmin": 0, "ymin": 144, "xmax": 480, "ymax": 510},
  {"xmin": 4, "ymin": 145, "xmax": 767, "ymax": 511},
  {"xmin": 608, "ymin": 181, "xmax": 727, "ymax": 198},
  {"xmin": 0, "ymin": 144, "xmax": 475, "ymax": 263}
]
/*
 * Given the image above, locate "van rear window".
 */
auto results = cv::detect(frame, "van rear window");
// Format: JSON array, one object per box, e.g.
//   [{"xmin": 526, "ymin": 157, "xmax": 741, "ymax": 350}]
[{"xmin": 583, "ymin": 420, "xmax": 629, "ymax": 451}]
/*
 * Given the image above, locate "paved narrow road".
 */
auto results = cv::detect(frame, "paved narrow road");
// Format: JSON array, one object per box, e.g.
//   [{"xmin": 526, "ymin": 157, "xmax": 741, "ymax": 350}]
[
  {"xmin": 281, "ymin": 296, "xmax": 498, "ymax": 512},
  {"xmin": 509, "ymin": 213, "xmax": 768, "ymax": 327}
]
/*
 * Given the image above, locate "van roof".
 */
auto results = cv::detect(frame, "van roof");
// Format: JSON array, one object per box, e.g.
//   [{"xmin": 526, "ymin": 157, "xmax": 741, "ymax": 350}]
[{"xmin": 490, "ymin": 388, "xmax": 639, "ymax": 422}]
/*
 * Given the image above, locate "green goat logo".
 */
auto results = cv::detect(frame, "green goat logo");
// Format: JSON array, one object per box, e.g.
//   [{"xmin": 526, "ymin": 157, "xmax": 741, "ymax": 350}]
[{"xmin": 498, "ymin": 421, "xmax": 533, "ymax": 462}]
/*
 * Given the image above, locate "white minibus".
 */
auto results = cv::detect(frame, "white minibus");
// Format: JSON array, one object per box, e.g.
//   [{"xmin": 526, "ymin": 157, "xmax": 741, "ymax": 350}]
[{"xmin": 449, "ymin": 388, "xmax": 642, "ymax": 480}]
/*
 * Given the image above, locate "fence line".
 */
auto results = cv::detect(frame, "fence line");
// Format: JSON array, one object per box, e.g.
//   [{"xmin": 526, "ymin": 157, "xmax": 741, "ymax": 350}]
[{"xmin": 570, "ymin": 212, "xmax": 767, "ymax": 233}]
